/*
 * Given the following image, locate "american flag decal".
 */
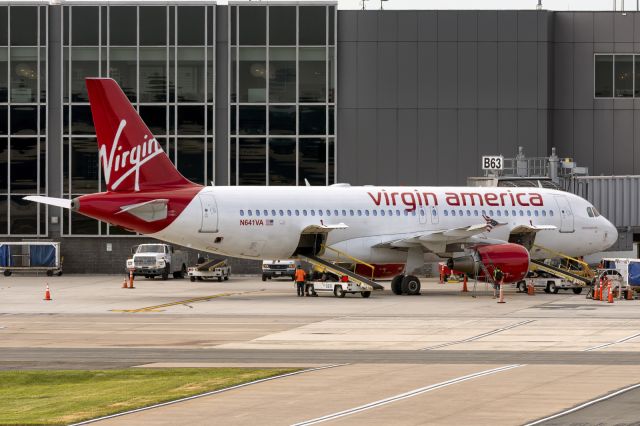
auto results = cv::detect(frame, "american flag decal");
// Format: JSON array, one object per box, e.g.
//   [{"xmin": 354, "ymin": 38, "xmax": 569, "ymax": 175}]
[
  {"xmin": 482, "ymin": 214, "xmax": 498, "ymax": 232},
  {"xmin": 266, "ymin": 219, "xmax": 274, "ymax": 226}
]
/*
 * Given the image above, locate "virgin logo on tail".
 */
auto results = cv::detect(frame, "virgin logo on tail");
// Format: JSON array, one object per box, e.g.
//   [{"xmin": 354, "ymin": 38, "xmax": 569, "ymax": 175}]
[{"xmin": 99, "ymin": 120, "xmax": 163, "ymax": 192}]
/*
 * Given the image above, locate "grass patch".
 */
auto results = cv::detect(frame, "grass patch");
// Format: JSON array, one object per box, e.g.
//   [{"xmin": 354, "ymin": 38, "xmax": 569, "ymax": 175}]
[{"xmin": 0, "ymin": 367, "xmax": 299, "ymax": 425}]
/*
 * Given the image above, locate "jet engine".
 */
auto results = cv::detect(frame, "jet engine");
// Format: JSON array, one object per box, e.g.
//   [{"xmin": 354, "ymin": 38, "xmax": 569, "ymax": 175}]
[{"xmin": 446, "ymin": 243, "xmax": 530, "ymax": 283}]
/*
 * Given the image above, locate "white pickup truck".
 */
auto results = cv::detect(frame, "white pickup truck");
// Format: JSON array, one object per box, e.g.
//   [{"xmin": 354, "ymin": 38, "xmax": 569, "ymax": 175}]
[{"xmin": 126, "ymin": 244, "xmax": 188, "ymax": 280}]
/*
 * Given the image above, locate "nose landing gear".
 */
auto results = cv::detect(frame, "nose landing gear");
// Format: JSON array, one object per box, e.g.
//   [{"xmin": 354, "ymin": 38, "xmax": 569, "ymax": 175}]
[{"xmin": 391, "ymin": 274, "xmax": 421, "ymax": 295}]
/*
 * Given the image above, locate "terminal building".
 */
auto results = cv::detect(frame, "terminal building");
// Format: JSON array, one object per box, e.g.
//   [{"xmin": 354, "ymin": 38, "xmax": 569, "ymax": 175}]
[{"xmin": 0, "ymin": 1, "xmax": 638, "ymax": 272}]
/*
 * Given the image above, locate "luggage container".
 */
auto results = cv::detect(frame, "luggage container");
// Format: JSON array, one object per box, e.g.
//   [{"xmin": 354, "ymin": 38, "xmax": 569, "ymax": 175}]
[{"xmin": 0, "ymin": 242, "xmax": 62, "ymax": 276}]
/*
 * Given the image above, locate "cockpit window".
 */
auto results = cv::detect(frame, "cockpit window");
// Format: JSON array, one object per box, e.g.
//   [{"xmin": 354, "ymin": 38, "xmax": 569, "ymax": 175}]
[
  {"xmin": 593, "ymin": 207, "xmax": 601, "ymax": 217},
  {"xmin": 587, "ymin": 207, "xmax": 594, "ymax": 217}
]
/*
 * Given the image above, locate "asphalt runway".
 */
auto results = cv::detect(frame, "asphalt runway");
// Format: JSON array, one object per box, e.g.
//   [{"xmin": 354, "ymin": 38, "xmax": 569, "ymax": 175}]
[{"xmin": 2, "ymin": 275, "xmax": 640, "ymax": 425}]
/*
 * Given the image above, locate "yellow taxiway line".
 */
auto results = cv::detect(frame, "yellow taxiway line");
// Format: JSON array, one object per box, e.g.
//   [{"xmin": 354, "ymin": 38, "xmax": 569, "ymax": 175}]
[{"xmin": 111, "ymin": 290, "xmax": 264, "ymax": 313}]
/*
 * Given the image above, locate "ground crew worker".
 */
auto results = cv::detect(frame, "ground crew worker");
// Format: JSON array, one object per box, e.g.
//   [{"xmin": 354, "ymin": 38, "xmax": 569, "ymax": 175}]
[
  {"xmin": 494, "ymin": 267, "xmax": 505, "ymax": 303},
  {"xmin": 294, "ymin": 265, "xmax": 306, "ymax": 297}
]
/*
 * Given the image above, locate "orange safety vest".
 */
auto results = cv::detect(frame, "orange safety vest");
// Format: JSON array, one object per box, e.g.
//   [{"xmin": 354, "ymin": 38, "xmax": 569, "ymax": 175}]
[{"xmin": 295, "ymin": 269, "xmax": 306, "ymax": 282}]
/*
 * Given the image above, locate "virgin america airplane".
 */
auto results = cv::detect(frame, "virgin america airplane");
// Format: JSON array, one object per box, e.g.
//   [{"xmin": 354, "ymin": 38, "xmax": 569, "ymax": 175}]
[{"xmin": 26, "ymin": 79, "xmax": 617, "ymax": 295}]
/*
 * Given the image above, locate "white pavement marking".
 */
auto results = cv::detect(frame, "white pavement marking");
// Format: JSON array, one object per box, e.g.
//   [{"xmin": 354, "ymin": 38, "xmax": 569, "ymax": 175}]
[
  {"xmin": 524, "ymin": 382, "xmax": 640, "ymax": 425},
  {"xmin": 420, "ymin": 319, "xmax": 535, "ymax": 350},
  {"xmin": 69, "ymin": 363, "xmax": 348, "ymax": 426},
  {"xmin": 583, "ymin": 331, "xmax": 640, "ymax": 352},
  {"xmin": 291, "ymin": 364, "xmax": 524, "ymax": 426}
]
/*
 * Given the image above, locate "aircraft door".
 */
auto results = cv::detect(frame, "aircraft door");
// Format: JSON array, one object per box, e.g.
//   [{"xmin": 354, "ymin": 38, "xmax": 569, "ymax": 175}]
[
  {"xmin": 199, "ymin": 193, "xmax": 218, "ymax": 233},
  {"xmin": 419, "ymin": 208, "xmax": 427, "ymax": 224},
  {"xmin": 430, "ymin": 206, "xmax": 439, "ymax": 224},
  {"xmin": 554, "ymin": 195, "xmax": 574, "ymax": 233}
]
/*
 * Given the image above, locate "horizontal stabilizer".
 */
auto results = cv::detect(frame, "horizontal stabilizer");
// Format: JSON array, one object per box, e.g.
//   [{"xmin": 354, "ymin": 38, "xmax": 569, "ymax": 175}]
[
  {"xmin": 116, "ymin": 199, "xmax": 169, "ymax": 222},
  {"xmin": 23, "ymin": 196, "xmax": 72, "ymax": 209}
]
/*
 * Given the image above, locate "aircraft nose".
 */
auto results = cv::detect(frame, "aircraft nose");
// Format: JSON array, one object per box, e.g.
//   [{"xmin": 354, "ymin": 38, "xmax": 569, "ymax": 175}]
[{"xmin": 603, "ymin": 219, "xmax": 618, "ymax": 250}]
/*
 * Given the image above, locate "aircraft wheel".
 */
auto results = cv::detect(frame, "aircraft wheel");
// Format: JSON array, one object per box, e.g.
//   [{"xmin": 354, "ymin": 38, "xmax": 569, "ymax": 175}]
[
  {"xmin": 572, "ymin": 287, "xmax": 583, "ymax": 295},
  {"xmin": 402, "ymin": 275, "xmax": 421, "ymax": 295},
  {"xmin": 391, "ymin": 275, "xmax": 404, "ymax": 295},
  {"xmin": 517, "ymin": 281, "xmax": 527, "ymax": 293}
]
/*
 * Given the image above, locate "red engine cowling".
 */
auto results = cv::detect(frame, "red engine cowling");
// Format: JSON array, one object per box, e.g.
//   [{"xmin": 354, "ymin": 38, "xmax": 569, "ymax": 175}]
[{"xmin": 446, "ymin": 243, "xmax": 530, "ymax": 283}]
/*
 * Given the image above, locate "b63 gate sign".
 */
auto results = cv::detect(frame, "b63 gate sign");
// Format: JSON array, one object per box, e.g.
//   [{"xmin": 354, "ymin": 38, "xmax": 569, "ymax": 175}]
[{"xmin": 482, "ymin": 156, "xmax": 504, "ymax": 170}]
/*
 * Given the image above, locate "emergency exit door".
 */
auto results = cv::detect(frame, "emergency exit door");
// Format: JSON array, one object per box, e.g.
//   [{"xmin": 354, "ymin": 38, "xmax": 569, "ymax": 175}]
[
  {"xmin": 199, "ymin": 193, "xmax": 218, "ymax": 233},
  {"xmin": 554, "ymin": 195, "xmax": 574, "ymax": 233}
]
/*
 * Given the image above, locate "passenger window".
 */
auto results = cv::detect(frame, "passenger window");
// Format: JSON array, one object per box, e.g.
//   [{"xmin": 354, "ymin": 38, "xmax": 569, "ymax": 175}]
[
  {"xmin": 350, "ymin": 210, "xmax": 355, "ymax": 216},
  {"xmin": 420, "ymin": 209, "xmax": 425, "ymax": 216},
  {"xmin": 482, "ymin": 210, "xmax": 487, "ymax": 216},
  {"xmin": 433, "ymin": 209, "xmax": 437, "ymax": 216},
  {"xmin": 318, "ymin": 210, "xmax": 322, "ymax": 216},
  {"xmin": 527, "ymin": 210, "xmax": 531, "ymax": 217},
  {"xmin": 357, "ymin": 210, "xmax": 362, "ymax": 216},
  {"xmin": 311, "ymin": 210, "xmax": 316, "ymax": 216},
  {"xmin": 395, "ymin": 210, "xmax": 400, "ymax": 216},
  {"xmin": 542, "ymin": 210, "xmax": 547, "ymax": 217},
  {"xmin": 303, "ymin": 210, "xmax": 307, "ymax": 216},
  {"xmin": 504, "ymin": 210, "xmax": 509, "ymax": 216},
  {"xmin": 256, "ymin": 210, "xmax": 261, "ymax": 217},
  {"xmin": 474, "ymin": 210, "xmax": 479, "ymax": 216},
  {"xmin": 534, "ymin": 210, "xmax": 539, "ymax": 217},
  {"xmin": 287, "ymin": 210, "xmax": 292, "ymax": 216},
  {"xmin": 452, "ymin": 210, "xmax": 456, "ymax": 216},
  {"xmin": 279, "ymin": 209, "xmax": 283, "ymax": 216},
  {"xmin": 549, "ymin": 210, "xmax": 554, "ymax": 217},
  {"xmin": 342, "ymin": 210, "xmax": 346, "ymax": 216},
  {"xmin": 489, "ymin": 210, "xmax": 494, "ymax": 216},
  {"xmin": 411, "ymin": 210, "xmax": 416, "ymax": 216},
  {"xmin": 372, "ymin": 210, "xmax": 378, "ymax": 216},
  {"xmin": 240, "ymin": 210, "xmax": 244, "ymax": 216},
  {"xmin": 512, "ymin": 210, "xmax": 516, "ymax": 216},
  {"xmin": 365, "ymin": 210, "xmax": 370, "ymax": 216},
  {"xmin": 248, "ymin": 210, "xmax": 252, "ymax": 216},
  {"xmin": 295, "ymin": 209, "xmax": 300, "ymax": 216},
  {"xmin": 466, "ymin": 210, "xmax": 471, "ymax": 216},
  {"xmin": 264, "ymin": 210, "xmax": 268, "ymax": 216},
  {"xmin": 444, "ymin": 210, "xmax": 449, "ymax": 216},
  {"xmin": 381, "ymin": 210, "xmax": 385, "ymax": 216},
  {"xmin": 497, "ymin": 210, "xmax": 501, "ymax": 216},
  {"xmin": 404, "ymin": 210, "xmax": 409, "ymax": 216},
  {"xmin": 271, "ymin": 209, "xmax": 276, "ymax": 216},
  {"xmin": 519, "ymin": 210, "xmax": 524, "ymax": 217}
]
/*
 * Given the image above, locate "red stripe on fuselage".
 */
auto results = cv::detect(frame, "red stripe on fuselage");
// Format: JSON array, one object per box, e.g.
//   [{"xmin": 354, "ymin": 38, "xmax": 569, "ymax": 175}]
[{"xmin": 76, "ymin": 185, "xmax": 202, "ymax": 235}]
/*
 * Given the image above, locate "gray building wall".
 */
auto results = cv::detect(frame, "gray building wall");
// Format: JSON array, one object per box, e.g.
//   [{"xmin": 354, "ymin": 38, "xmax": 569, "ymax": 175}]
[
  {"xmin": 336, "ymin": 10, "xmax": 553, "ymax": 186},
  {"xmin": 551, "ymin": 12, "xmax": 640, "ymax": 177}
]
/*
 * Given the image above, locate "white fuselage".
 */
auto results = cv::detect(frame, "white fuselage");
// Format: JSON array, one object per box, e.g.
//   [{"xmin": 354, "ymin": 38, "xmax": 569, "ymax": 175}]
[{"xmin": 153, "ymin": 185, "xmax": 618, "ymax": 263}]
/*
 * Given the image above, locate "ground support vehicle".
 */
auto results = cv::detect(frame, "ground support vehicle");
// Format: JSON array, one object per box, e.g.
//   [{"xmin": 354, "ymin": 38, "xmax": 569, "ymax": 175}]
[
  {"xmin": 0, "ymin": 242, "xmax": 62, "ymax": 277},
  {"xmin": 126, "ymin": 243, "xmax": 187, "ymax": 280},
  {"xmin": 262, "ymin": 259, "xmax": 299, "ymax": 281},
  {"xmin": 516, "ymin": 275, "xmax": 581, "ymax": 294},
  {"xmin": 188, "ymin": 258, "xmax": 231, "ymax": 282},
  {"xmin": 595, "ymin": 258, "xmax": 640, "ymax": 299},
  {"xmin": 305, "ymin": 279, "xmax": 372, "ymax": 298}
]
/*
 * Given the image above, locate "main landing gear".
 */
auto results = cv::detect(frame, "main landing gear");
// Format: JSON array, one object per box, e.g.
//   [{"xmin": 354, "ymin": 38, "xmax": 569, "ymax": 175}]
[{"xmin": 391, "ymin": 274, "xmax": 421, "ymax": 296}]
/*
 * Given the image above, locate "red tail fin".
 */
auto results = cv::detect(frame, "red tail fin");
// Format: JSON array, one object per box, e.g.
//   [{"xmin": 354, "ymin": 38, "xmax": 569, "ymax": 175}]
[{"xmin": 86, "ymin": 78, "xmax": 195, "ymax": 192}]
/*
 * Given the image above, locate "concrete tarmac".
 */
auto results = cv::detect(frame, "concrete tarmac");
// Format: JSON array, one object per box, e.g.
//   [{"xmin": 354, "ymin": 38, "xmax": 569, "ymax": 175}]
[{"xmin": 2, "ymin": 275, "xmax": 640, "ymax": 425}]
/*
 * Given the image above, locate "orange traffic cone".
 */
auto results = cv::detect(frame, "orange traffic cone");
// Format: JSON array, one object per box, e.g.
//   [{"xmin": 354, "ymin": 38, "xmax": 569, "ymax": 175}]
[
  {"xmin": 527, "ymin": 280, "xmax": 535, "ymax": 295},
  {"xmin": 607, "ymin": 284, "xmax": 614, "ymax": 304},
  {"xmin": 461, "ymin": 275, "xmax": 468, "ymax": 292},
  {"xmin": 626, "ymin": 288, "xmax": 634, "ymax": 300},
  {"xmin": 600, "ymin": 283, "xmax": 605, "ymax": 301},
  {"xmin": 43, "ymin": 284, "xmax": 51, "ymax": 301},
  {"xmin": 128, "ymin": 271, "xmax": 135, "ymax": 289},
  {"xmin": 122, "ymin": 277, "xmax": 128, "ymax": 289}
]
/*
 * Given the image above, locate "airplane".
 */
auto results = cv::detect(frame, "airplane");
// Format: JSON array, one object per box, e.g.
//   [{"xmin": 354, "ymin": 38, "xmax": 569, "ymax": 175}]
[{"xmin": 26, "ymin": 78, "xmax": 618, "ymax": 295}]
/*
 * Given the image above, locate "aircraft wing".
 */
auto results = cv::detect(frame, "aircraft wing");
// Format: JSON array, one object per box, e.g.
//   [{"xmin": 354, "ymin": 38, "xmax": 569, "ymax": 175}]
[
  {"xmin": 510, "ymin": 224, "xmax": 557, "ymax": 232},
  {"xmin": 374, "ymin": 222, "xmax": 508, "ymax": 252},
  {"xmin": 301, "ymin": 223, "xmax": 349, "ymax": 234}
]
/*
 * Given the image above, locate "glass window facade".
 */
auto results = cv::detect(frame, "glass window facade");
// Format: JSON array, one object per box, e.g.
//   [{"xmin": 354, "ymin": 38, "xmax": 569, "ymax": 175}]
[
  {"xmin": 62, "ymin": 4, "xmax": 215, "ymax": 235},
  {"xmin": 0, "ymin": 5, "xmax": 47, "ymax": 236},
  {"xmin": 594, "ymin": 53, "xmax": 640, "ymax": 98},
  {"xmin": 229, "ymin": 4, "xmax": 336, "ymax": 186}
]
